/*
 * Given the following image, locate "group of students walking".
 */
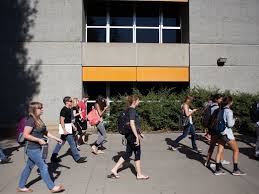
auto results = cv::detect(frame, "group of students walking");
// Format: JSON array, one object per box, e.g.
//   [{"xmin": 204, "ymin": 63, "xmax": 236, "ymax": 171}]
[
  {"xmin": 16, "ymin": 95, "xmax": 110, "ymax": 192},
  {"xmin": 1, "ymin": 93, "xmax": 257, "ymax": 192},
  {"xmin": 170, "ymin": 94, "xmax": 247, "ymax": 176}
]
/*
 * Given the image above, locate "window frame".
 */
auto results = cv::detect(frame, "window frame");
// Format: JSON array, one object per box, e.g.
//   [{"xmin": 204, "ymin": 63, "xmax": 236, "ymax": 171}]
[{"xmin": 86, "ymin": 3, "xmax": 182, "ymax": 43}]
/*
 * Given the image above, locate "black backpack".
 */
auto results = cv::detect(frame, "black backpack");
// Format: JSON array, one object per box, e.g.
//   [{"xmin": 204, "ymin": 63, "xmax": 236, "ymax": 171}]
[
  {"xmin": 117, "ymin": 109, "xmax": 130, "ymax": 135},
  {"xmin": 250, "ymin": 102, "xmax": 259, "ymax": 123},
  {"xmin": 202, "ymin": 104, "xmax": 217, "ymax": 128},
  {"xmin": 209, "ymin": 107, "xmax": 228, "ymax": 134}
]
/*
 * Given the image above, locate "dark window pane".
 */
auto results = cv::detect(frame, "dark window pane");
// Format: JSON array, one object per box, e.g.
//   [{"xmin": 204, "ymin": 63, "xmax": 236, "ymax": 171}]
[
  {"xmin": 163, "ymin": 7, "xmax": 180, "ymax": 27},
  {"xmin": 87, "ymin": 29, "xmax": 106, "ymax": 42},
  {"xmin": 110, "ymin": 82, "xmax": 134, "ymax": 97},
  {"xmin": 110, "ymin": 4, "xmax": 133, "ymax": 26},
  {"xmin": 163, "ymin": 29, "xmax": 181, "ymax": 43},
  {"xmin": 83, "ymin": 81, "xmax": 106, "ymax": 113},
  {"xmin": 136, "ymin": 5, "xmax": 159, "ymax": 27},
  {"xmin": 110, "ymin": 29, "xmax": 132, "ymax": 42},
  {"xmin": 136, "ymin": 29, "xmax": 159, "ymax": 43},
  {"xmin": 87, "ymin": 4, "xmax": 106, "ymax": 26}
]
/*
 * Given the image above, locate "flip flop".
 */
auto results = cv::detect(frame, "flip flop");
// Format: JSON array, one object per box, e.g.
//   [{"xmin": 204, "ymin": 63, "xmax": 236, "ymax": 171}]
[
  {"xmin": 107, "ymin": 173, "xmax": 120, "ymax": 179},
  {"xmin": 50, "ymin": 185, "xmax": 64, "ymax": 193},
  {"xmin": 97, "ymin": 150, "xmax": 105, "ymax": 154},
  {"xmin": 136, "ymin": 176, "xmax": 150, "ymax": 180},
  {"xmin": 16, "ymin": 188, "xmax": 33, "ymax": 193}
]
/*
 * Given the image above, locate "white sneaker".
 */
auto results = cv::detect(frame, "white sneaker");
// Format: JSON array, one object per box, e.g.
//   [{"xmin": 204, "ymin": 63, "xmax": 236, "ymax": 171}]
[
  {"xmin": 204, "ymin": 161, "xmax": 216, "ymax": 168},
  {"xmin": 221, "ymin": 160, "xmax": 230, "ymax": 165},
  {"xmin": 168, "ymin": 146, "xmax": 178, "ymax": 151},
  {"xmin": 214, "ymin": 169, "xmax": 226, "ymax": 176}
]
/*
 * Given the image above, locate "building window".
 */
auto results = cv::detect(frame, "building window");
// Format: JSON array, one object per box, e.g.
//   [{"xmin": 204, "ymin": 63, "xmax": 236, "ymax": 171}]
[{"xmin": 86, "ymin": 2, "xmax": 184, "ymax": 43}]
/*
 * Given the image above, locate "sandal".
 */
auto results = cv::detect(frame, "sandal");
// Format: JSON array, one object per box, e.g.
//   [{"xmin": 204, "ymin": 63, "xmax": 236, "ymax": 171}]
[
  {"xmin": 136, "ymin": 175, "xmax": 149, "ymax": 180},
  {"xmin": 50, "ymin": 185, "xmax": 64, "ymax": 193},
  {"xmin": 107, "ymin": 172, "xmax": 120, "ymax": 179},
  {"xmin": 97, "ymin": 150, "xmax": 105, "ymax": 154},
  {"xmin": 16, "ymin": 188, "xmax": 33, "ymax": 193}
]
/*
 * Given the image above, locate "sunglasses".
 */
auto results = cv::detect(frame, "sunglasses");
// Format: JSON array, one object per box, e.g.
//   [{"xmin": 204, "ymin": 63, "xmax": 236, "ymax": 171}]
[
  {"xmin": 68, "ymin": 100, "xmax": 72, "ymax": 102},
  {"xmin": 37, "ymin": 107, "xmax": 43, "ymax": 110}
]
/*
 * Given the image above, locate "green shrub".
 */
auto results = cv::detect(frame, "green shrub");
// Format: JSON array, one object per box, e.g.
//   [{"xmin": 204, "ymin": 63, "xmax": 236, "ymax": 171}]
[{"xmin": 105, "ymin": 87, "xmax": 259, "ymax": 136}]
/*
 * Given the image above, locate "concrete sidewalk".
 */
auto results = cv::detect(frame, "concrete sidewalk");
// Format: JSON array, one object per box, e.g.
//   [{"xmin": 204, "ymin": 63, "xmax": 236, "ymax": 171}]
[{"xmin": 0, "ymin": 133, "xmax": 259, "ymax": 194}]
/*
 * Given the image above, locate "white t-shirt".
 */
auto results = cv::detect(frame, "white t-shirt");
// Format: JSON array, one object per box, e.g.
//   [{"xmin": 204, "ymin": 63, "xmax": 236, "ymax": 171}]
[{"xmin": 181, "ymin": 104, "xmax": 193, "ymax": 124}]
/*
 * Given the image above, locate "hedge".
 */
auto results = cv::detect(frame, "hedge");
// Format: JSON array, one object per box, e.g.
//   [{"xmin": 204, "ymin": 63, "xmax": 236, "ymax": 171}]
[{"xmin": 104, "ymin": 87, "xmax": 259, "ymax": 135}]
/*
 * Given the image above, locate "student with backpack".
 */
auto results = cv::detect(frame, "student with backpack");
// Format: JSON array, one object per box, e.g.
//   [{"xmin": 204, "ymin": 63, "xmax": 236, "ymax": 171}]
[
  {"xmin": 110, "ymin": 95, "xmax": 149, "ymax": 180},
  {"xmin": 17, "ymin": 102, "xmax": 64, "ymax": 193},
  {"xmin": 213, "ymin": 96, "xmax": 246, "ymax": 176},
  {"xmin": 250, "ymin": 101, "xmax": 259, "ymax": 158},
  {"xmin": 171, "ymin": 96, "xmax": 202, "ymax": 153},
  {"xmin": 204, "ymin": 94, "xmax": 230, "ymax": 168}
]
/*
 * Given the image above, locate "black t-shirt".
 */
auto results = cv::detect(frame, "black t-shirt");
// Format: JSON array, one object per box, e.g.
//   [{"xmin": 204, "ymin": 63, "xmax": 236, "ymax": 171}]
[
  {"xmin": 126, "ymin": 107, "xmax": 141, "ymax": 133},
  {"xmin": 72, "ymin": 107, "xmax": 80, "ymax": 122},
  {"xmin": 60, "ymin": 106, "xmax": 72, "ymax": 123},
  {"xmin": 26, "ymin": 117, "xmax": 47, "ymax": 149}
]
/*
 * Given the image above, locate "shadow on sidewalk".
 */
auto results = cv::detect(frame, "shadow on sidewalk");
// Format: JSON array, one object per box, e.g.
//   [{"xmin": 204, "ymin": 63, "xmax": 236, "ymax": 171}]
[
  {"xmin": 111, "ymin": 151, "xmax": 137, "ymax": 176},
  {"xmin": 2, "ymin": 145, "xmax": 21, "ymax": 157},
  {"xmin": 165, "ymin": 137, "xmax": 233, "ymax": 174},
  {"xmin": 165, "ymin": 137, "xmax": 206, "ymax": 164},
  {"xmin": 26, "ymin": 162, "xmax": 70, "ymax": 188},
  {"xmin": 195, "ymin": 134, "xmax": 211, "ymax": 146}
]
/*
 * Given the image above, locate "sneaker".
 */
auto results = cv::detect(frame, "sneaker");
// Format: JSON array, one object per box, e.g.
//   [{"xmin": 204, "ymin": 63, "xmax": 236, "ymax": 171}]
[
  {"xmin": 221, "ymin": 160, "xmax": 230, "ymax": 165},
  {"xmin": 214, "ymin": 169, "xmax": 226, "ymax": 176},
  {"xmin": 76, "ymin": 157, "xmax": 87, "ymax": 163},
  {"xmin": 0, "ymin": 157, "xmax": 11, "ymax": 164},
  {"xmin": 232, "ymin": 169, "xmax": 246, "ymax": 176},
  {"xmin": 204, "ymin": 161, "xmax": 216, "ymax": 168}
]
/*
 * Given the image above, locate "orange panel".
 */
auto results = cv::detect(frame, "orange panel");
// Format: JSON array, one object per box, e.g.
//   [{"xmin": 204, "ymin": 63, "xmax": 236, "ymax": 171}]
[
  {"xmin": 82, "ymin": 67, "xmax": 137, "ymax": 81},
  {"xmin": 137, "ymin": 67, "xmax": 189, "ymax": 82}
]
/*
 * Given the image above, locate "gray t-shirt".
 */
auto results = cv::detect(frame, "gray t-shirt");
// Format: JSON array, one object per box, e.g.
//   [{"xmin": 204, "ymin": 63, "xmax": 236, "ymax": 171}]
[
  {"xmin": 26, "ymin": 117, "xmax": 47, "ymax": 149},
  {"xmin": 126, "ymin": 107, "xmax": 141, "ymax": 133}
]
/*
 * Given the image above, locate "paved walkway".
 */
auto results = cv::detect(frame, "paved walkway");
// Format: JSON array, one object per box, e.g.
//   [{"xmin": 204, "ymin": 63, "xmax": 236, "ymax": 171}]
[{"xmin": 0, "ymin": 133, "xmax": 259, "ymax": 194}]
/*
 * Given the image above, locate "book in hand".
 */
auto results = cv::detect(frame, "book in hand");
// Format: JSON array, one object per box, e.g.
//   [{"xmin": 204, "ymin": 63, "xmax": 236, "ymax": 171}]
[{"xmin": 58, "ymin": 123, "xmax": 73, "ymax": 134}]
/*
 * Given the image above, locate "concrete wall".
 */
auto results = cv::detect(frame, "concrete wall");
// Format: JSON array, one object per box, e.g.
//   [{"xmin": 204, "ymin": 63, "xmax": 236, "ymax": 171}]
[
  {"xmin": 83, "ymin": 43, "xmax": 189, "ymax": 67},
  {"xmin": 0, "ymin": 0, "xmax": 83, "ymax": 130},
  {"xmin": 189, "ymin": 0, "xmax": 259, "ymax": 93}
]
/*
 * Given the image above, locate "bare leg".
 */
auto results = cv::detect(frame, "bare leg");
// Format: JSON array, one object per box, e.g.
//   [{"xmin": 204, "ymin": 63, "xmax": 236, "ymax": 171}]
[
  {"xmin": 135, "ymin": 160, "xmax": 149, "ymax": 179},
  {"xmin": 227, "ymin": 140, "xmax": 239, "ymax": 164},
  {"xmin": 111, "ymin": 157, "xmax": 125, "ymax": 176}
]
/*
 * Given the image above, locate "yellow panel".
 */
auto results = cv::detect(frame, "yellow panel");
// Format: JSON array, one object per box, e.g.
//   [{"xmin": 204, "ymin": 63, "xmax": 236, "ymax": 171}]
[
  {"xmin": 82, "ymin": 67, "xmax": 137, "ymax": 81},
  {"xmin": 137, "ymin": 67, "xmax": 189, "ymax": 81}
]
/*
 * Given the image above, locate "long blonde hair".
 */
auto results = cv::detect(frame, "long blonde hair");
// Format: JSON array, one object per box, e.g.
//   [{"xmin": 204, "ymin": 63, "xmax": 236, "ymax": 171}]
[
  {"xmin": 72, "ymin": 98, "xmax": 79, "ymax": 108},
  {"xmin": 28, "ymin": 102, "xmax": 44, "ymax": 128}
]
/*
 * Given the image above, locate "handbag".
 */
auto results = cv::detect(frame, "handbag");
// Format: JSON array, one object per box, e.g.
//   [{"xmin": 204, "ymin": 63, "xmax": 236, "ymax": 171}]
[
  {"xmin": 88, "ymin": 108, "xmax": 101, "ymax": 126},
  {"xmin": 179, "ymin": 113, "xmax": 190, "ymax": 127}
]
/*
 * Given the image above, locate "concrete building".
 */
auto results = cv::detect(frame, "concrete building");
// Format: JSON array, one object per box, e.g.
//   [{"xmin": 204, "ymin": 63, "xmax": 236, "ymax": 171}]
[{"xmin": 1, "ymin": 0, "xmax": 259, "ymax": 131}]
